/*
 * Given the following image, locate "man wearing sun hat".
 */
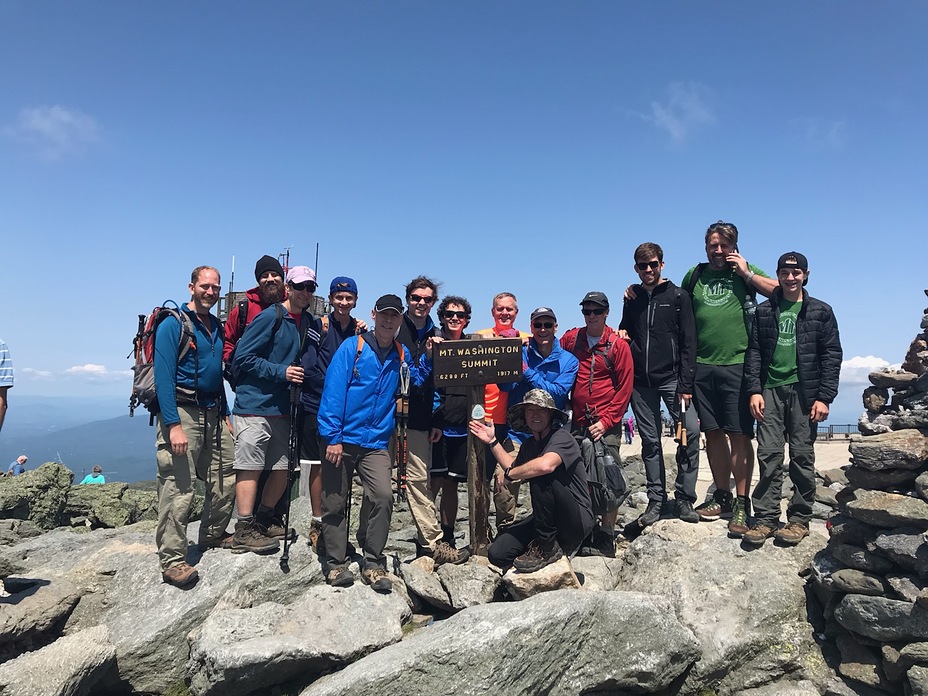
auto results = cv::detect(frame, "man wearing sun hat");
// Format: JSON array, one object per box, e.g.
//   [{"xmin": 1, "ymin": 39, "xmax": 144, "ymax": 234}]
[{"xmin": 470, "ymin": 389, "xmax": 594, "ymax": 572}]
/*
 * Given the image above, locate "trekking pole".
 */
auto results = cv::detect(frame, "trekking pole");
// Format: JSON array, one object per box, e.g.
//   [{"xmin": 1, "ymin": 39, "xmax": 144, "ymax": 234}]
[
  {"xmin": 128, "ymin": 314, "xmax": 146, "ymax": 416},
  {"xmin": 394, "ymin": 359, "xmax": 411, "ymax": 504},
  {"xmin": 280, "ymin": 362, "xmax": 301, "ymax": 573}
]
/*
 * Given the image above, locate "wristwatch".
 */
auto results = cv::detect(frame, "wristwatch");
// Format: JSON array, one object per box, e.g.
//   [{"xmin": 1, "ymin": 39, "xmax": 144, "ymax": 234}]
[{"xmin": 503, "ymin": 467, "xmax": 514, "ymax": 482}]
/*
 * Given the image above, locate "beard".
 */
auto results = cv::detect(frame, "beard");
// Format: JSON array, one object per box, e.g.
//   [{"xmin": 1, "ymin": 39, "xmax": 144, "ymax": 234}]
[{"xmin": 258, "ymin": 282, "xmax": 285, "ymax": 305}]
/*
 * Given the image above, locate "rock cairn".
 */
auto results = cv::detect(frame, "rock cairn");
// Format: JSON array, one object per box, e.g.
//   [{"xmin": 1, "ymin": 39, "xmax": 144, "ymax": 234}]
[{"xmin": 811, "ymin": 290, "xmax": 928, "ymax": 694}]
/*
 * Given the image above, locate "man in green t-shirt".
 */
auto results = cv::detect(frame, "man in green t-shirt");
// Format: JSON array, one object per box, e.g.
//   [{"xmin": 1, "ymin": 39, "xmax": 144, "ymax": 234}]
[
  {"xmin": 741, "ymin": 252, "xmax": 842, "ymax": 547},
  {"xmin": 682, "ymin": 221, "xmax": 777, "ymax": 537}
]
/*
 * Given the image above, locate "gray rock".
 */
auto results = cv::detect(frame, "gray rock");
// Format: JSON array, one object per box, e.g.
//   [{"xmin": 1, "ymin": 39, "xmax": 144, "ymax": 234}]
[
  {"xmin": 887, "ymin": 574, "xmax": 928, "ymax": 602},
  {"xmin": 846, "ymin": 464, "xmax": 921, "ymax": 490},
  {"xmin": 0, "ymin": 576, "xmax": 81, "ymax": 652},
  {"xmin": 873, "ymin": 528, "xmax": 928, "ymax": 573},
  {"xmin": 903, "ymin": 337, "xmax": 928, "ymax": 376},
  {"xmin": 862, "ymin": 385, "xmax": 889, "ymax": 413},
  {"xmin": 0, "ymin": 462, "xmax": 73, "ymax": 529},
  {"xmin": 821, "ymin": 467, "xmax": 850, "ymax": 487},
  {"xmin": 736, "ymin": 680, "xmax": 822, "ymax": 696},
  {"xmin": 828, "ymin": 515, "xmax": 879, "ymax": 548},
  {"xmin": 834, "ymin": 594, "xmax": 928, "ymax": 641},
  {"xmin": 0, "ymin": 518, "xmax": 42, "ymax": 547},
  {"xmin": 614, "ymin": 521, "xmax": 833, "ymax": 693},
  {"xmin": 901, "ymin": 642, "xmax": 928, "ymax": 665},
  {"xmin": 832, "ymin": 543, "xmax": 895, "ymax": 574},
  {"xmin": 816, "ymin": 485, "xmax": 839, "ymax": 507},
  {"xmin": 843, "ymin": 488, "xmax": 928, "ymax": 529},
  {"xmin": 869, "ymin": 370, "xmax": 918, "ymax": 390},
  {"xmin": 0, "ymin": 625, "xmax": 116, "ymax": 696},
  {"xmin": 836, "ymin": 632, "xmax": 886, "ymax": 689},
  {"xmin": 849, "ymin": 429, "xmax": 928, "ymax": 471},
  {"xmin": 910, "ymin": 664, "xmax": 928, "ymax": 696},
  {"xmin": 829, "ymin": 569, "xmax": 886, "ymax": 596},
  {"xmin": 435, "ymin": 559, "xmax": 501, "ymax": 610},
  {"xmin": 501, "ymin": 556, "xmax": 581, "ymax": 600},
  {"xmin": 882, "ymin": 642, "xmax": 908, "ymax": 683},
  {"xmin": 63, "ymin": 483, "xmax": 160, "ymax": 529},
  {"xmin": 187, "ymin": 584, "xmax": 410, "ymax": 696},
  {"xmin": 398, "ymin": 559, "xmax": 453, "ymax": 612},
  {"xmin": 301, "ymin": 590, "xmax": 700, "ymax": 696},
  {"xmin": 571, "ymin": 555, "xmax": 623, "ymax": 591},
  {"xmin": 918, "ymin": 472, "xmax": 928, "ymax": 503}
]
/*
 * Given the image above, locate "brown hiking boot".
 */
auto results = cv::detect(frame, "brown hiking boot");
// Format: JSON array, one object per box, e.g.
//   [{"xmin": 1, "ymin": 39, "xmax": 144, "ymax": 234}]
[
  {"xmin": 326, "ymin": 566, "xmax": 355, "ymax": 587},
  {"xmin": 513, "ymin": 539, "xmax": 563, "ymax": 573},
  {"xmin": 256, "ymin": 512, "xmax": 296, "ymax": 541},
  {"xmin": 727, "ymin": 497, "xmax": 750, "ymax": 538},
  {"xmin": 742, "ymin": 522, "xmax": 777, "ymax": 547},
  {"xmin": 162, "ymin": 562, "xmax": 199, "ymax": 588},
  {"xmin": 775, "ymin": 521, "xmax": 810, "ymax": 546},
  {"xmin": 432, "ymin": 540, "xmax": 470, "ymax": 566},
  {"xmin": 361, "ymin": 565, "xmax": 393, "ymax": 593},
  {"xmin": 308, "ymin": 519, "xmax": 323, "ymax": 551},
  {"xmin": 197, "ymin": 532, "xmax": 234, "ymax": 551},
  {"xmin": 231, "ymin": 519, "xmax": 280, "ymax": 554}
]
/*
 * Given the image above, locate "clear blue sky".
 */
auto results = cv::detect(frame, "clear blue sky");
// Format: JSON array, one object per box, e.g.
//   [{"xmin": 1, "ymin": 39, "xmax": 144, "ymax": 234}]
[{"xmin": 1, "ymin": 2, "xmax": 926, "ymax": 424}]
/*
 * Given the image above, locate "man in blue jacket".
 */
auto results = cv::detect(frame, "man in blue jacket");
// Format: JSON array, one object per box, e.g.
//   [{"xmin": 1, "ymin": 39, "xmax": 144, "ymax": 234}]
[
  {"xmin": 318, "ymin": 294, "xmax": 433, "ymax": 592},
  {"xmin": 231, "ymin": 265, "xmax": 315, "ymax": 554},
  {"xmin": 153, "ymin": 266, "xmax": 235, "ymax": 588}
]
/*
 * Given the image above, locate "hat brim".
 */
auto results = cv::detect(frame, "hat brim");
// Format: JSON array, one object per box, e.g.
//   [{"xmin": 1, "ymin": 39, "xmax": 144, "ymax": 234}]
[{"xmin": 506, "ymin": 402, "xmax": 569, "ymax": 432}]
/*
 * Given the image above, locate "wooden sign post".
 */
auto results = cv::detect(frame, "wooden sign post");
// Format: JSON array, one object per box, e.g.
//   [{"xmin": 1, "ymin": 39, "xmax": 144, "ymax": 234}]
[{"xmin": 433, "ymin": 338, "xmax": 522, "ymax": 556}]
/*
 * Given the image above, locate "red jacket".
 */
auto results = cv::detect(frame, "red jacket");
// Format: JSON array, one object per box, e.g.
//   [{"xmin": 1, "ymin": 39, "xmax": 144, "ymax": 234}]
[
  {"xmin": 222, "ymin": 287, "xmax": 271, "ymax": 363},
  {"xmin": 559, "ymin": 325, "xmax": 633, "ymax": 432}
]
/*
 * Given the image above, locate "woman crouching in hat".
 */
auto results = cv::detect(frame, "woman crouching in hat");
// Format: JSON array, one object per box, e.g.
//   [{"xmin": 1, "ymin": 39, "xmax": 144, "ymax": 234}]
[{"xmin": 469, "ymin": 389, "xmax": 595, "ymax": 572}]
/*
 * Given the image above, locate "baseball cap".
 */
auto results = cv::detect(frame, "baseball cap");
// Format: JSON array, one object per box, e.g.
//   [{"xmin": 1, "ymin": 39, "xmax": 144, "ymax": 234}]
[
  {"xmin": 374, "ymin": 294, "xmax": 404, "ymax": 314},
  {"xmin": 777, "ymin": 252, "xmax": 808, "ymax": 272},
  {"xmin": 330, "ymin": 276, "xmax": 358, "ymax": 296},
  {"xmin": 286, "ymin": 266, "xmax": 317, "ymax": 285},
  {"xmin": 530, "ymin": 307, "xmax": 557, "ymax": 323},
  {"xmin": 580, "ymin": 291, "xmax": 609, "ymax": 308}
]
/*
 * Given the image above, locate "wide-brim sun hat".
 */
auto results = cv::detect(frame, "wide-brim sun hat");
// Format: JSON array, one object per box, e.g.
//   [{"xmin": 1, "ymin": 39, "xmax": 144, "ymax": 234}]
[{"xmin": 507, "ymin": 389, "xmax": 569, "ymax": 432}]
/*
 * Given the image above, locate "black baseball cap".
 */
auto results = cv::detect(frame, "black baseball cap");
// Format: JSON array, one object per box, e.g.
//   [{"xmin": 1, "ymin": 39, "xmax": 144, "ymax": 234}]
[
  {"xmin": 530, "ymin": 307, "xmax": 557, "ymax": 323},
  {"xmin": 777, "ymin": 251, "xmax": 808, "ymax": 272},
  {"xmin": 580, "ymin": 291, "xmax": 609, "ymax": 308},
  {"xmin": 374, "ymin": 294, "xmax": 404, "ymax": 314}
]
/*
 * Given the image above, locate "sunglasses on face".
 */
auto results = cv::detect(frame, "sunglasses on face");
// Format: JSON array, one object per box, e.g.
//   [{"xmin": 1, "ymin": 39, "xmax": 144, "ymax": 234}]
[
  {"xmin": 635, "ymin": 260, "xmax": 661, "ymax": 271},
  {"xmin": 581, "ymin": 307, "xmax": 606, "ymax": 316},
  {"xmin": 290, "ymin": 282, "xmax": 316, "ymax": 292},
  {"xmin": 443, "ymin": 311, "xmax": 468, "ymax": 320},
  {"xmin": 533, "ymin": 321, "xmax": 554, "ymax": 330},
  {"xmin": 409, "ymin": 294, "xmax": 435, "ymax": 304}
]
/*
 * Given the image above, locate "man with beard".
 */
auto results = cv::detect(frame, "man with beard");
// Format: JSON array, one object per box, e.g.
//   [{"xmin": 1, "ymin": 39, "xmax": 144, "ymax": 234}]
[
  {"xmin": 223, "ymin": 255, "xmax": 286, "ymax": 374},
  {"xmin": 154, "ymin": 266, "xmax": 236, "ymax": 588}
]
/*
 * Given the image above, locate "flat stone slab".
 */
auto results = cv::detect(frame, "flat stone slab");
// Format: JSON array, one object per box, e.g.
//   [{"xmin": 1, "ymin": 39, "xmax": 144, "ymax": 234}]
[
  {"xmin": 843, "ymin": 488, "xmax": 928, "ymax": 529},
  {"xmin": 849, "ymin": 429, "xmax": 928, "ymax": 471}
]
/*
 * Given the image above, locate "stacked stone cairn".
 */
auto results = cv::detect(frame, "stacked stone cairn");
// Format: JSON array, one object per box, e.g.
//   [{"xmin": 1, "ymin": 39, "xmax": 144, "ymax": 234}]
[{"xmin": 810, "ymin": 290, "xmax": 928, "ymax": 694}]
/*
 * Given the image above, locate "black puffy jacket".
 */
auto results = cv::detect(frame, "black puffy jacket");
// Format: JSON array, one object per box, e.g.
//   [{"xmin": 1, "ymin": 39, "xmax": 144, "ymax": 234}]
[{"xmin": 744, "ymin": 289, "xmax": 842, "ymax": 408}]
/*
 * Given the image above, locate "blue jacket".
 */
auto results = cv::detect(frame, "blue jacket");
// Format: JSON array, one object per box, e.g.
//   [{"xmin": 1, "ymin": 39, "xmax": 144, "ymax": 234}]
[
  {"xmin": 300, "ymin": 313, "xmax": 361, "ymax": 414},
  {"xmin": 154, "ymin": 303, "xmax": 225, "ymax": 427},
  {"xmin": 500, "ymin": 339, "xmax": 579, "ymax": 410},
  {"xmin": 318, "ymin": 333, "xmax": 431, "ymax": 450},
  {"xmin": 232, "ymin": 304, "xmax": 304, "ymax": 417}
]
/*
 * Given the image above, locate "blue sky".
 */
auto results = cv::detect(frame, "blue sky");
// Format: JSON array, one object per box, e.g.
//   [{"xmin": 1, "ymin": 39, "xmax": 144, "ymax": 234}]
[{"xmin": 1, "ymin": 2, "xmax": 926, "ymax": 425}]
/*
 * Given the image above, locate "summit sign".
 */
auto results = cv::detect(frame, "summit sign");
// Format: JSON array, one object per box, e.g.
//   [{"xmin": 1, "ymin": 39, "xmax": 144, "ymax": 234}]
[{"xmin": 432, "ymin": 338, "xmax": 523, "ymax": 387}]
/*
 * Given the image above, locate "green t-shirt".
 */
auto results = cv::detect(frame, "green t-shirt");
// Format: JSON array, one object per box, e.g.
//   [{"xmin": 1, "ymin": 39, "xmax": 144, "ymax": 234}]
[
  {"xmin": 682, "ymin": 263, "xmax": 769, "ymax": 366},
  {"xmin": 765, "ymin": 298, "xmax": 802, "ymax": 388}
]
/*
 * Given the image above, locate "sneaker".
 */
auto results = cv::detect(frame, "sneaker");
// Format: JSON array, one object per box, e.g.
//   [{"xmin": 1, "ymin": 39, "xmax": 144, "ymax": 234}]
[
  {"xmin": 162, "ymin": 562, "xmax": 199, "ymax": 588},
  {"xmin": 231, "ymin": 520, "xmax": 281, "ymax": 555},
  {"xmin": 308, "ymin": 520, "xmax": 323, "ymax": 551},
  {"xmin": 513, "ymin": 539, "xmax": 564, "ymax": 573},
  {"xmin": 432, "ymin": 540, "xmax": 470, "ymax": 566},
  {"xmin": 361, "ymin": 566, "xmax": 393, "ymax": 593},
  {"xmin": 326, "ymin": 566, "xmax": 355, "ymax": 587},
  {"xmin": 197, "ymin": 532, "xmax": 234, "ymax": 551},
  {"xmin": 695, "ymin": 489, "xmax": 733, "ymax": 521},
  {"xmin": 743, "ymin": 522, "xmax": 777, "ymax": 547},
  {"xmin": 727, "ymin": 497, "xmax": 750, "ymax": 538},
  {"xmin": 639, "ymin": 499, "xmax": 663, "ymax": 527},
  {"xmin": 677, "ymin": 499, "xmax": 699, "ymax": 524},
  {"xmin": 774, "ymin": 521, "xmax": 810, "ymax": 546}
]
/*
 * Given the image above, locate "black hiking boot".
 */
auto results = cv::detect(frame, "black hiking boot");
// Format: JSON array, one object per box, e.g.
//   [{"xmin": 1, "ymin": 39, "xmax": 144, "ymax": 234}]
[
  {"xmin": 513, "ymin": 539, "xmax": 564, "ymax": 573},
  {"xmin": 639, "ymin": 499, "xmax": 663, "ymax": 527}
]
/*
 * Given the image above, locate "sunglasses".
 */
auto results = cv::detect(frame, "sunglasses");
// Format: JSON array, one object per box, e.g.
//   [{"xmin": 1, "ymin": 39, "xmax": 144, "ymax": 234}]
[
  {"xmin": 290, "ymin": 282, "xmax": 316, "ymax": 292},
  {"xmin": 581, "ymin": 307, "xmax": 606, "ymax": 316},
  {"xmin": 409, "ymin": 294, "xmax": 435, "ymax": 304},
  {"xmin": 635, "ymin": 260, "xmax": 661, "ymax": 271},
  {"xmin": 443, "ymin": 311, "xmax": 468, "ymax": 320},
  {"xmin": 532, "ymin": 321, "xmax": 554, "ymax": 330}
]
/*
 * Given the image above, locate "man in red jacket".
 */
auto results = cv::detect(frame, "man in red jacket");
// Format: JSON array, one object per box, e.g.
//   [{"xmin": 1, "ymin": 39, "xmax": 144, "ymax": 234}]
[
  {"xmin": 560, "ymin": 291, "xmax": 634, "ymax": 555},
  {"xmin": 222, "ymin": 255, "xmax": 286, "ymax": 366}
]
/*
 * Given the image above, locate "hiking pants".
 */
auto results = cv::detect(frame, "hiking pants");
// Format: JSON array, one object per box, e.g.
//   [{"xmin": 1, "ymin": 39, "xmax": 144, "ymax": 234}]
[
  {"xmin": 321, "ymin": 443, "xmax": 393, "ymax": 569},
  {"xmin": 155, "ymin": 405, "xmax": 235, "ymax": 571},
  {"xmin": 752, "ymin": 384, "xmax": 817, "ymax": 525},
  {"xmin": 488, "ymin": 476, "xmax": 587, "ymax": 569},
  {"xmin": 490, "ymin": 425, "xmax": 521, "ymax": 530},
  {"xmin": 398, "ymin": 428, "xmax": 442, "ymax": 551},
  {"xmin": 631, "ymin": 380, "xmax": 700, "ymax": 504}
]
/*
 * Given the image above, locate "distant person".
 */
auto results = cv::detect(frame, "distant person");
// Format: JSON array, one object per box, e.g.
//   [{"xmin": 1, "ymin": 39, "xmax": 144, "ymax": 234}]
[
  {"xmin": 742, "ymin": 252, "xmax": 842, "ymax": 547},
  {"xmin": 619, "ymin": 242, "xmax": 700, "ymax": 525},
  {"xmin": 0, "ymin": 338, "xmax": 12, "ymax": 434},
  {"xmin": 681, "ymin": 221, "xmax": 776, "ymax": 537},
  {"xmin": 154, "ymin": 266, "xmax": 236, "ymax": 588},
  {"xmin": 80, "ymin": 465, "xmax": 106, "ymax": 484},
  {"xmin": 7, "ymin": 455, "xmax": 27, "ymax": 476}
]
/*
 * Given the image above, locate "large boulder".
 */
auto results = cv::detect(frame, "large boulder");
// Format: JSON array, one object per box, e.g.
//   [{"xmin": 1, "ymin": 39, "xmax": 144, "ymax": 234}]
[
  {"xmin": 301, "ymin": 590, "xmax": 700, "ymax": 696},
  {"xmin": 63, "ymin": 482, "xmax": 159, "ymax": 528},
  {"xmin": 0, "ymin": 575, "xmax": 81, "ymax": 656},
  {"xmin": 849, "ymin": 429, "xmax": 928, "ymax": 471},
  {"xmin": 0, "ymin": 462, "xmax": 73, "ymax": 529}
]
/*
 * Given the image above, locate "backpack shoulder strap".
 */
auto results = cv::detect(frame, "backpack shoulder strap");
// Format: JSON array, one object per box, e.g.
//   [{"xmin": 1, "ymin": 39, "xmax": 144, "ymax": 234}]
[
  {"xmin": 354, "ymin": 334, "xmax": 365, "ymax": 365},
  {"xmin": 394, "ymin": 340, "xmax": 405, "ymax": 363},
  {"xmin": 683, "ymin": 263, "xmax": 707, "ymax": 296},
  {"xmin": 176, "ymin": 309, "xmax": 196, "ymax": 363},
  {"xmin": 320, "ymin": 314, "xmax": 329, "ymax": 336},
  {"xmin": 237, "ymin": 299, "xmax": 249, "ymax": 335}
]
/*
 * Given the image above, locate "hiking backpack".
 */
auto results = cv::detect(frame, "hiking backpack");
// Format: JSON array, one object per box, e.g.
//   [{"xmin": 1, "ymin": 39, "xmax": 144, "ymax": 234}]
[
  {"xmin": 578, "ymin": 435, "xmax": 629, "ymax": 516},
  {"xmin": 129, "ymin": 303, "xmax": 196, "ymax": 420}
]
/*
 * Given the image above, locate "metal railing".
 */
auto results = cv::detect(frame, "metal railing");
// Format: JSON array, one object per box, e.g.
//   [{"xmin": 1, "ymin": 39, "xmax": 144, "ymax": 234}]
[{"xmin": 816, "ymin": 424, "xmax": 857, "ymax": 440}]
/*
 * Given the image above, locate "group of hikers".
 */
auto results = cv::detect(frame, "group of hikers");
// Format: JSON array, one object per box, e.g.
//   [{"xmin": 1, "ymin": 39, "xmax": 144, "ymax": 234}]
[{"xmin": 149, "ymin": 219, "xmax": 843, "ymax": 591}]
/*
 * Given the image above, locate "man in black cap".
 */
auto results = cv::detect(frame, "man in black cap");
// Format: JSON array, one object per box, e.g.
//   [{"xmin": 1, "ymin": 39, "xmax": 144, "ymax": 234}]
[{"xmin": 742, "ymin": 252, "xmax": 842, "ymax": 547}]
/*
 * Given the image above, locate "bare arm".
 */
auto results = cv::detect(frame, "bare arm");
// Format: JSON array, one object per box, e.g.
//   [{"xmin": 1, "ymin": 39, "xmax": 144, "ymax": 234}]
[{"xmin": 0, "ymin": 387, "xmax": 8, "ymax": 433}]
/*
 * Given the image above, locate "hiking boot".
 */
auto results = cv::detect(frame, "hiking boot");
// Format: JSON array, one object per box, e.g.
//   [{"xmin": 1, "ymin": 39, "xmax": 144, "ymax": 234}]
[
  {"xmin": 257, "ymin": 513, "xmax": 296, "ymax": 541},
  {"xmin": 677, "ymin": 499, "xmax": 699, "ymax": 524},
  {"xmin": 231, "ymin": 519, "xmax": 281, "ymax": 555},
  {"xmin": 695, "ymin": 489, "xmax": 733, "ymax": 521},
  {"xmin": 326, "ymin": 566, "xmax": 355, "ymax": 587},
  {"xmin": 162, "ymin": 562, "xmax": 199, "ymax": 588},
  {"xmin": 743, "ymin": 522, "xmax": 777, "ymax": 547},
  {"xmin": 639, "ymin": 499, "xmax": 663, "ymax": 527},
  {"xmin": 361, "ymin": 566, "xmax": 393, "ymax": 593},
  {"xmin": 513, "ymin": 539, "xmax": 564, "ymax": 573},
  {"xmin": 594, "ymin": 530, "xmax": 616, "ymax": 558},
  {"xmin": 308, "ymin": 520, "xmax": 323, "ymax": 551},
  {"xmin": 727, "ymin": 497, "xmax": 750, "ymax": 538},
  {"xmin": 774, "ymin": 521, "xmax": 810, "ymax": 546},
  {"xmin": 432, "ymin": 540, "xmax": 470, "ymax": 566},
  {"xmin": 197, "ymin": 532, "xmax": 234, "ymax": 551}
]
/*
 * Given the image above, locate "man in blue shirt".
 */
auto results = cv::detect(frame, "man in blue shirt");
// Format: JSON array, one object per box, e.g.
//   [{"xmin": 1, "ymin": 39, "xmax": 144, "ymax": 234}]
[{"xmin": 7, "ymin": 455, "xmax": 26, "ymax": 476}]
